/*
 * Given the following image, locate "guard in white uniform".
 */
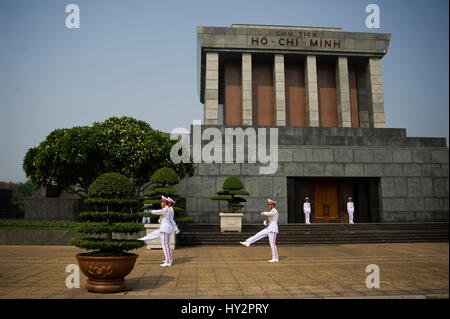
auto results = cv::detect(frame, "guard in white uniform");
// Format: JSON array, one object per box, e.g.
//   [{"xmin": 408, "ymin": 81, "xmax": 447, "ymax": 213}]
[
  {"xmin": 166, "ymin": 197, "xmax": 180, "ymax": 235},
  {"xmin": 347, "ymin": 197, "xmax": 355, "ymax": 224},
  {"xmin": 240, "ymin": 199, "xmax": 279, "ymax": 263},
  {"xmin": 137, "ymin": 196, "xmax": 174, "ymax": 267},
  {"xmin": 303, "ymin": 197, "xmax": 311, "ymax": 224},
  {"xmin": 163, "ymin": 197, "xmax": 180, "ymax": 264}
]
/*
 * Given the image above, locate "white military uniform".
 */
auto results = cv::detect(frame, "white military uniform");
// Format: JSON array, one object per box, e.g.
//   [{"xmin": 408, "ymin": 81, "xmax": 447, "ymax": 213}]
[
  {"xmin": 303, "ymin": 202, "xmax": 311, "ymax": 224},
  {"xmin": 347, "ymin": 201, "xmax": 355, "ymax": 224},
  {"xmin": 168, "ymin": 206, "xmax": 179, "ymax": 234},
  {"xmin": 138, "ymin": 205, "xmax": 174, "ymax": 266},
  {"xmin": 241, "ymin": 201, "xmax": 279, "ymax": 262}
]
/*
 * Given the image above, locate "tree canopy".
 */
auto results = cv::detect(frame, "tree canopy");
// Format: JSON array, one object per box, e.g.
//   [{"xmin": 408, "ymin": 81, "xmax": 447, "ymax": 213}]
[{"xmin": 23, "ymin": 116, "xmax": 194, "ymax": 198}]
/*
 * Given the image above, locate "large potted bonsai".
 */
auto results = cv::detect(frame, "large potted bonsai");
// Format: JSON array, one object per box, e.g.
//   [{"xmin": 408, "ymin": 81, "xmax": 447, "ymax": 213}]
[
  {"xmin": 70, "ymin": 172, "xmax": 145, "ymax": 293},
  {"xmin": 211, "ymin": 176, "xmax": 249, "ymax": 232},
  {"xmin": 140, "ymin": 167, "xmax": 191, "ymax": 249}
]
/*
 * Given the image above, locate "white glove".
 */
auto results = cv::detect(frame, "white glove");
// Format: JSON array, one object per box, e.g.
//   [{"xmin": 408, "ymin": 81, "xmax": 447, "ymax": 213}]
[
  {"xmin": 263, "ymin": 220, "xmax": 268, "ymax": 226},
  {"xmin": 175, "ymin": 230, "xmax": 180, "ymax": 234}
]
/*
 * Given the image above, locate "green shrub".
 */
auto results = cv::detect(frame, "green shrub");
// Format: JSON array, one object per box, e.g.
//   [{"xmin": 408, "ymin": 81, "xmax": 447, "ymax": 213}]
[
  {"xmin": 70, "ymin": 172, "xmax": 145, "ymax": 255},
  {"xmin": 150, "ymin": 167, "xmax": 179, "ymax": 186},
  {"xmin": 223, "ymin": 176, "xmax": 244, "ymax": 190},
  {"xmin": 142, "ymin": 167, "xmax": 188, "ymax": 224},
  {"xmin": 88, "ymin": 172, "xmax": 136, "ymax": 199},
  {"xmin": 211, "ymin": 176, "xmax": 249, "ymax": 213}
]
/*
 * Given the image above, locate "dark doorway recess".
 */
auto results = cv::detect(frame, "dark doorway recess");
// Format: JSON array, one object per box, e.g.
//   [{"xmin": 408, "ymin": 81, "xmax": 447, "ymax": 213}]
[{"xmin": 287, "ymin": 177, "xmax": 380, "ymax": 223}]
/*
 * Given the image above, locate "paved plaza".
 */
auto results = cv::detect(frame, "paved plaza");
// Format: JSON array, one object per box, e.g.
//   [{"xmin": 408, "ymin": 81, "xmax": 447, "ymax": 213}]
[{"xmin": 0, "ymin": 242, "xmax": 448, "ymax": 299}]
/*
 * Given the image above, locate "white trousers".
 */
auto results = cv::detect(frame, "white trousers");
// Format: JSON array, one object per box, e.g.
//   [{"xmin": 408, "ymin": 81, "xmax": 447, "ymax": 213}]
[
  {"xmin": 304, "ymin": 211, "xmax": 311, "ymax": 224},
  {"xmin": 348, "ymin": 211, "xmax": 354, "ymax": 224},
  {"xmin": 138, "ymin": 229, "xmax": 173, "ymax": 263},
  {"xmin": 245, "ymin": 228, "xmax": 278, "ymax": 260}
]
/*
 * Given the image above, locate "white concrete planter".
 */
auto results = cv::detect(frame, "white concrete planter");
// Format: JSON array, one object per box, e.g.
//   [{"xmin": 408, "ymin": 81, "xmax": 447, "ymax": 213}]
[
  {"xmin": 219, "ymin": 212, "xmax": 244, "ymax": 232},
  {"xmin": 144, "ymin": 224, "xmax": 176, "ymax": 250}
]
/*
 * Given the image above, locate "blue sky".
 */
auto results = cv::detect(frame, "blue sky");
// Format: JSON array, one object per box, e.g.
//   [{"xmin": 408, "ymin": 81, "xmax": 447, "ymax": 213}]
[{"xmin": 0, "ymin": 0, "xmax": 448, "ymax": 182}]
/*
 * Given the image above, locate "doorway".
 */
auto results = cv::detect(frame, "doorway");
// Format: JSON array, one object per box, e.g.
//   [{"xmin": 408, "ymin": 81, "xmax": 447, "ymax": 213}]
[{"xmin": 287, "ymin": 177, "xmax": 380, "ymax": 223}]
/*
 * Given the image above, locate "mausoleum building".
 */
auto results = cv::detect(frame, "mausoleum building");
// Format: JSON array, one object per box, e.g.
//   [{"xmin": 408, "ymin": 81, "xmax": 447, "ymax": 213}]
[{"xmin": 177, "ymin": 24, "xmax": 448, "ymax": 224}]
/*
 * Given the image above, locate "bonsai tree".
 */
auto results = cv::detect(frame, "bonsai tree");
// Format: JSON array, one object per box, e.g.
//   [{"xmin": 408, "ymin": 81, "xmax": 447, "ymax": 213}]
[
  {"xmin": 140, "ymin": 167, "xmax": 191, "ymax": 225},
  {"xmin": 70, "ymin": 172, "xmax": 145, "ymax": 255},
  {"xmin": 211, "ymin": 176, "xmax": 250, "ymax": 213}
]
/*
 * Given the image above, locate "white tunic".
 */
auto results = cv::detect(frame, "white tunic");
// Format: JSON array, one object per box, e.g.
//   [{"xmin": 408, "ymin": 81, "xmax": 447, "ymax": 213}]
[
  {"xmin": 303, "ymin": 202, "xmax": 311, "ymax": 213},
  {"xmin": 347, "ymin": 202, "xmax": 354, "ymax": 213},
  {"xmin": 150, "ymin": 207, "xmax": 172, "ymax": 233},
  {"xmin": 261, "ymin": 208, "xmax": 279, "ymax": 233},
  {"xmin": 168, "ymin": 206, "xmax": 179, "ymax": 233}
]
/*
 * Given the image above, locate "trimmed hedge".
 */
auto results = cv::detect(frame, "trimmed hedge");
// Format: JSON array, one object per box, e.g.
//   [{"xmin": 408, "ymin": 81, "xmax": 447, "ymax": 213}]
[
  {"xmin": 70, "ymin": 238, "xmax": 144, "ymax": 252},
  {"xmin": 142, "ymin": 167, "xmax": 188, "ymax": 224},
  {"xmin": 150, "ymin": 167, "xmax": 179, "ymax": 186},
  {"xmin": 78, "ymin": 211, "xmax": 141, "ymax": 223},
  {"xmin": 84, "ymin": 198, "xmax": 138, "ymax": 208},
  {"xmin": 87, "ymin": 172, "xmax": 136, "ymax": 199},
  {"xmin": 74, "ymin": 222, "xmax": 143, "ymax": 235},
  {"xmin": 223, "ymin": 176, "xmax": 244, "ymax": 190},
  {"xmin": 212, "ymin": 176, "xmax": 249, "ymax": 213}
]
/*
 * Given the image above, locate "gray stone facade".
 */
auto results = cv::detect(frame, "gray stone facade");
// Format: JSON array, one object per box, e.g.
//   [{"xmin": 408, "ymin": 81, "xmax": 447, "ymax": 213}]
[
  {"xmin": 197, "ymin": 24, "xmax": 390, "ymax": 128},
  {"xmin": 176, "ymin": 126, "xmax": 448, "ymax": 224}
]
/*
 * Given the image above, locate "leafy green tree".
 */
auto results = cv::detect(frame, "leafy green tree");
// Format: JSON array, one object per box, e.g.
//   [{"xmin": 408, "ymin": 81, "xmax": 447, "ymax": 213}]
[
  {"xmin": 23, "ymin": 116, "xmax": 194, "ymax": 198},
  {"xmin": 211, "ymin": 176, "xmax": 249, "ymax": 213}
]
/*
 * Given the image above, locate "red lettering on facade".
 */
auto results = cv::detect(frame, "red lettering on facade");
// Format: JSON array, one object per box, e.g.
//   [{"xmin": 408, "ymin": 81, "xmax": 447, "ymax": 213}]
[
  {"xmin": 310, "ymin": 39, "xmax": 318, "ymax": 47},
  {"xmin": 251, "ymin": 37, "xmax": 259, "ymax": 45},
  {"xmin": 334, "ymin": 40, "xmax": 341, "ymax": 48},
  {"xmin": 325, "ymin": 40, "xmax": 332, "ymax": 47},
  {"xmin": 260, "ymin": 37, "xmax": 268, "ymax": 45}
]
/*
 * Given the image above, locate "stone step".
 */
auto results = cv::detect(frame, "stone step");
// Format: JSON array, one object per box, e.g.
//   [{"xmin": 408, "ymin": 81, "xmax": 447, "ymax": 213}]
[{"xmin": 178, "ymin": 222, "xmax": 448, "ymax": 246}]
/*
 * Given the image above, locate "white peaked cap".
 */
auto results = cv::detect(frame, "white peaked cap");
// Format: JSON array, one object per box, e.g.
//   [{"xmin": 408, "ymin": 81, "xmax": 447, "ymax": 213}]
[
  {"xmin": 167, "ymin": 197, "xmax": 175, "ymax": 204},
  {"xmin": 267, "ymin": 199, "xmax": 276, "ymax": 204},
  {"xmin": 161, "ymin": 196, "xmax": 169, "ymax": 203}
]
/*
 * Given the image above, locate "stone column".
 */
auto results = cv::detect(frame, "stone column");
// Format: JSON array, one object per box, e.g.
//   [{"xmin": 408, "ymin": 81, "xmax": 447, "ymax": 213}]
[
  {"xmin": 335, "ymin": 57, "xmax": 352, "ymax": 127},
  {"xmin": 273, "ymin": 54, "xmax": 286, "ymax": 126},
  {"xmin": 242, "ymin": 53, "xmax": 252, "ymax": 125},
  {"xmin": 204, "ymin": 52, "xmax": 219, "ymax": 125},
  {"xmin": 367, "ymin": 58, "xmax": 386, "ymax": 128},
  {"xmin": 305, "ymin": 55, "xmax": 319, "ymax": 127},
  {"xmin": 356, "ymin": 66, "xmax": 370, "ymax": 128}
]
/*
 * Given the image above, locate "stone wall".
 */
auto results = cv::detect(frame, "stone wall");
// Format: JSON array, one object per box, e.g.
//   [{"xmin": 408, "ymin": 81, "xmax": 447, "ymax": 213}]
[
  {"xmin": 25, "ymin": 198, "xmax": 86, "ymax": 221},
  {"xmin": 175, "ymin": 126, "xmax": 448, "ymax": 223}
]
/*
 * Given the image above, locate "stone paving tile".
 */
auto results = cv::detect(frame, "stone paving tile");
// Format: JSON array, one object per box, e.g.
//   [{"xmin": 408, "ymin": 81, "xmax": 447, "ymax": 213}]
[{"xmin": 0, "ymin": 243, "xmax": 448, "ymax": 299}]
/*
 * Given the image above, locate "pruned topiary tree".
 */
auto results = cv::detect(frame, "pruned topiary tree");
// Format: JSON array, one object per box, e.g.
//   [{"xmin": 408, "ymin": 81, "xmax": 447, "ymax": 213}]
[
  {"xmin": 70, "ymin": 172, "xmax": 145, "ymax": 256},
  {"xmin": 211, "ymin": 176, "xmax": 250, "ymax": 213},
  {"xmin": 140, "ymin": 167, "xmax": 191, "ymax": 225}
]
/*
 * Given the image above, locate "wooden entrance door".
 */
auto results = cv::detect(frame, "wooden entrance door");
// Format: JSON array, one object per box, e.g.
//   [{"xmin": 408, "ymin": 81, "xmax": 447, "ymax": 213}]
[{"xmin": 314, "ymin": 181, "xmax": 339, "ymax": 222}]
